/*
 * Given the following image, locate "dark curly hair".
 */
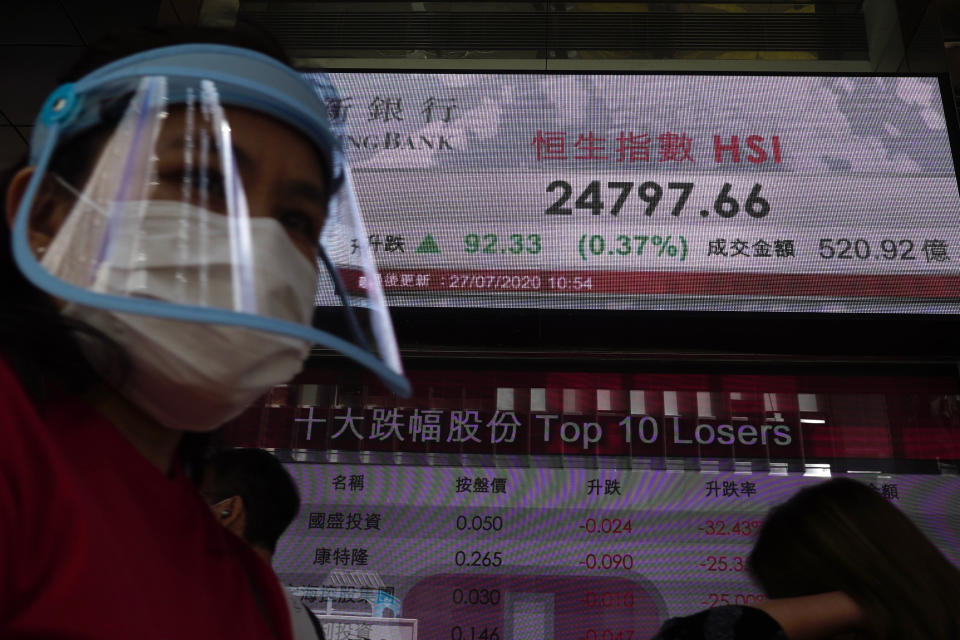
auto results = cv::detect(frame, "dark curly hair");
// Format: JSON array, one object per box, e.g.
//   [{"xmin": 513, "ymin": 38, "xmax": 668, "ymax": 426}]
[{"xmin": 201, "ymin": 448, "xmax": 300, "ymax": 554}]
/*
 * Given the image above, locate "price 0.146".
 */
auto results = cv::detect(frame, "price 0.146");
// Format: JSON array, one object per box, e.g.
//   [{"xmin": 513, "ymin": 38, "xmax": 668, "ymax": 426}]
[
  {"xmin": 546, "ymin": 180, "xmax": 771, "ymax": 219},
  {"xmin": 451, "ymin": 627, "xmax": 498, "ymax": 640}
]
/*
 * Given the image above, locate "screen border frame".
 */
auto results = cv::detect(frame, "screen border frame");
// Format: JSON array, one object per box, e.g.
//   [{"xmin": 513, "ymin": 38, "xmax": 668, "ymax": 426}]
[{"xmin": 304, "ymin": 69, "xmax": 960, "ymax": 356}]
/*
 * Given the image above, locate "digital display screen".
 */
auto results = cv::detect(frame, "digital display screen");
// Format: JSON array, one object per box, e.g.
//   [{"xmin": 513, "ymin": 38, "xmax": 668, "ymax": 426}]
[
  {"xmin": 223, "ymin": 368, "xmax": 960, "ymax": 638},
  {"xmin": 306, "ymin": 72, "xmax": 960, "ymax": 313},
  {"xmin": 274, "ymin": 467, "xmax": 960, "ymax": 639}
]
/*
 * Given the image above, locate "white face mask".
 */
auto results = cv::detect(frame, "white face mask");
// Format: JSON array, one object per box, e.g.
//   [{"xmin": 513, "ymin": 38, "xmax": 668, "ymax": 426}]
[{"xmin": 41, "ymin": 200, "xmax": 319, "ymax": 431}]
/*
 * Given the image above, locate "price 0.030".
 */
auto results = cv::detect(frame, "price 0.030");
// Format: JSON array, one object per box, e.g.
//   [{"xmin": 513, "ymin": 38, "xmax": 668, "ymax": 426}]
[{"xmin": 452, "ymin": 588, "xmax": 501, "ymax": 606}]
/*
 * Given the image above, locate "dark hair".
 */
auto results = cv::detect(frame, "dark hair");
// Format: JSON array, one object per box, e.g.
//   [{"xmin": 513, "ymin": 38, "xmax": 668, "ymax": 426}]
[
  {"xmin": 202, "ymin": 448, "xmax": 300, "ymax": 554},
  {"xmin": 1, "ymin": 25, "xmax": 293, "ymax": 473},
  {"xmin": 748, "ymin": 478, "xmax": 960, "ymax": 639}
]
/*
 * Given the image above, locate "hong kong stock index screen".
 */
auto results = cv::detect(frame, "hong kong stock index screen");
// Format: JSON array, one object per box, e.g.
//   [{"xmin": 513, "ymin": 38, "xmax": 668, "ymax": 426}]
[{"xmin": 308, "ymin": 72, "xmax": 960, "ymax": 314}]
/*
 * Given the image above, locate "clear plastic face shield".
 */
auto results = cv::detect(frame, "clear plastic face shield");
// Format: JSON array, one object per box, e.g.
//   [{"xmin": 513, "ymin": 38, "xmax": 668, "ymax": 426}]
[{"xmin": 12, "ymin": 45, "xmax": 408, "ymax": 396}]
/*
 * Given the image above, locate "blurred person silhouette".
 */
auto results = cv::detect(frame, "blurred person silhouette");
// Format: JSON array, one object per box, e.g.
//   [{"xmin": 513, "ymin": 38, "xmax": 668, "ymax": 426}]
[
  {"xmin": 0, "ymin": 25, "xmax": 408, "ymax": 639},
  {"xmin": 654, "ymin": 477, "xmax": 960, "ymax": 639},
  {"xmin": 202, "ymin": 448, "xmax": 326, "ymax": 640}
]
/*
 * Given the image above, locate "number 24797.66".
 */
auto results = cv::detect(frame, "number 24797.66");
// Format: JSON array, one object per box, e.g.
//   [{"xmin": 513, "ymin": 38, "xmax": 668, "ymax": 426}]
[{"xmin": 545, "ymin": 180, "xmax": 770, "ymax": 219}]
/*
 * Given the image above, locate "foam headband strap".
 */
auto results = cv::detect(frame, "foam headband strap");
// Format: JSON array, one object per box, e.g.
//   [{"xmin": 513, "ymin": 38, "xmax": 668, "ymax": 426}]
[{"xmin": 30, "ymin": 43, "xmax": 344, "ymax": 194}]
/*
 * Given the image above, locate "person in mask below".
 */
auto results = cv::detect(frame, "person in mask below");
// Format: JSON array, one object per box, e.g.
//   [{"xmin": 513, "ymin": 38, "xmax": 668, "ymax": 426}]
[
  {"xmin": 653, "ymin": 478, "xmax": 960, "ymax": 639},
  {"xmin": 201, "ymin": 448, "xmax": 326, "ymax": 640},
  {"xmin": 0, "ymin": 27, "xmax": 407, "ymax": 639}
]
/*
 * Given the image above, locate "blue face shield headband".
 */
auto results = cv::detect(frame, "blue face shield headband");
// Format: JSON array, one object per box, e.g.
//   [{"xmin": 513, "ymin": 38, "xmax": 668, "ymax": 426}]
[{"xmin": 11, "ymin": 44, "xmax": 410, "ymax": 397}]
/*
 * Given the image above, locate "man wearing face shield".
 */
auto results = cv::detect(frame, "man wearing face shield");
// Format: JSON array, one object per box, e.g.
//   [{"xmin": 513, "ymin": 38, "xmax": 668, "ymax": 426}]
[{"xmin": 0, "ymin": 28, "xmax": 408, "ymax": 639}]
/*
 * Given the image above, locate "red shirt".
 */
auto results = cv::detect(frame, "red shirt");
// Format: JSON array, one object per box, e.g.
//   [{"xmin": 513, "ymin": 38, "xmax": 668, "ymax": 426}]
[{"xmin": 0, "ymin": 359, "xmax": 293, "ymax": 640}]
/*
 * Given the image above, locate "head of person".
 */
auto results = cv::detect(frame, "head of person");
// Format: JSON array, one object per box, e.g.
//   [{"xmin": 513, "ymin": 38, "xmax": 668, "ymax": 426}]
[
  {"xmin": 2, "ymin": 26, "xmax": 408, "ymax": 431},
  {"xmin": 748, "ymin": 477, "xmax": 960, "ymax": 639},
  {"xmin": 200, "ymin": 448, "xmax": 300, "ymax": 558}
]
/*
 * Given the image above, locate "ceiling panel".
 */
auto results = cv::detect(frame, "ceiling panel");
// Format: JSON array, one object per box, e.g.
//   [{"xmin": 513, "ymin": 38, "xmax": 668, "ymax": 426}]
[
  {"xmin": 0, "ymin": 46, "xmax": 83, "ymax": 126},
  {"xmin": 0, "ymin": 0, "xmax": 82, "ymax": 45},
  {"xmin": 241, "ymin": 6, "xmax": 867, "ymax": 57},
  {"xmin": 0, "ymin": 125, "xmax": 28, "ymax": 169}
]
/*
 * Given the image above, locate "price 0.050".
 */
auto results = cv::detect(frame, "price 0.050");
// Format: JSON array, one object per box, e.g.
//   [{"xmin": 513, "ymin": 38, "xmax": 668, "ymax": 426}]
[
  {"xmin": 455, "ymin": 550, "xmax": 503, "ymax": 567},
  {"xmin": 546, "ymin": 180, "xmax": 770, "ymax": 219},
  {"xmin": 456, "ymin": 515, "xmax": 504, "ymax": 532}
]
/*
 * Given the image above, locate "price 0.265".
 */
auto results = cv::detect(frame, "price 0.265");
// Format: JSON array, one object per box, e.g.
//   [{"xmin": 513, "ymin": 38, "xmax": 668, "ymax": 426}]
[
  {"xmin": 455, "ymin": 550, "xmax": 503, "ymax": 567},
  {"xmin": 545, "ymin": 180, "xmax": 771, "ymax": 219}
]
